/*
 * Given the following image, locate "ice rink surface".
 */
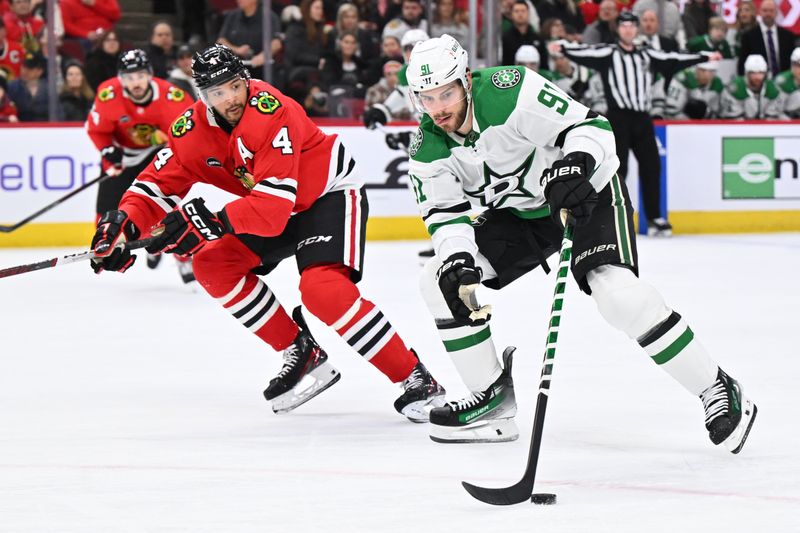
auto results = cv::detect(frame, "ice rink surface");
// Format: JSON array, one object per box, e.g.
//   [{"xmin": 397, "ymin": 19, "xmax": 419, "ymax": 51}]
[{"xmin": 1, "ymin": 234, "xmax": 799, "ymax": 533}]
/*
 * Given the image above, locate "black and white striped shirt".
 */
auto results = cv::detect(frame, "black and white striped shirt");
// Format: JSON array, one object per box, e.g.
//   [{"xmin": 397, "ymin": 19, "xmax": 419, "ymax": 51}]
[{"xmin": 560, "ymin": 43, "xmax": 710, "ymax": 112}]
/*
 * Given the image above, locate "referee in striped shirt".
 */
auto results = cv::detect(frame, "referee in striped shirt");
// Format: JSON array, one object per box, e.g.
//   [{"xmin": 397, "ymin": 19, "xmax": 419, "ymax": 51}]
[{"xmin": 550, "ymin": 12, "xmax": 721, "ymax": 236}]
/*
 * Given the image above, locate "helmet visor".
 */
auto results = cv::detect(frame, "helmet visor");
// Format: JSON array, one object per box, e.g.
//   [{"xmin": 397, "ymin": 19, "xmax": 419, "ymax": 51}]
[
  {"xmin": 199, "ymin": 74, "xmax": 249, "ymax": 108},
  {"xmin": 410, "ymin": 79, "xmax": 468, "ymax": 115}
]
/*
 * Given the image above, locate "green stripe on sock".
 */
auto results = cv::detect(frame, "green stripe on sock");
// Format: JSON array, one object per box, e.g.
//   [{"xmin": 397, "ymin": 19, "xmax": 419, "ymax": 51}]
[
  {"xmin": 611, "ymin": 174, "xmax": 632, "ymax": 266},
  {"xmin": 651, "ymin": 327, "xmax": 695, "ymax": 365},
  {"xmin": 443, "ymin": 326, "xmax": 492, "ymax": 352}
]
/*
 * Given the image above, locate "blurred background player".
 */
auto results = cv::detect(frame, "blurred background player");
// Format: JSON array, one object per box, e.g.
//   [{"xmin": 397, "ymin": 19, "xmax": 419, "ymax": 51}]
[
  {"xmin": 85, "ymin": 48, "xmax": 193, "ymax": 282},
  {"xmin": 776, "ymin": 47, "xmax": 800, "ymax": 118},
  {"xmin": 665, "ymin": 61, "xmax": 724, "ymax": 119},
  {"xmin": 89, "ymin": 44, "xmax": 445, "ymax": 421},
  {"xmin": 720, "ymin": 54, "xmax": 781, "ymax": 120},
  {"xmin": 405, "ymin": 35, "xmax": 756, "ymax": 453}
]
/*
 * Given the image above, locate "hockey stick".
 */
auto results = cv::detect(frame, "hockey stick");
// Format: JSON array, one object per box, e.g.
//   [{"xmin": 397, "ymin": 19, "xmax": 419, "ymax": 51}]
[
  {"xmin": 0, "ymin": 174, "xmax": 111, "ymax": 233},
  {"xmin": 0, "ymin": 233, "xmax": 161, "ymax": 279},
  {"xmin": 462, "ymin": 211, "xmax": 575, "ymax": 506}
]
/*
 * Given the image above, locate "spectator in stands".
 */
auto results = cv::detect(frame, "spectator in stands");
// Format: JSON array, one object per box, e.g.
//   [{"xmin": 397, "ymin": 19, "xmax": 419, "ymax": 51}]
[
  {"xmin": 665, "ymin": 61, "xmax": 723, "ymax": 119},
  {"xmin": 348, "ymin": 0, "xmax": 383, "ymax": 33},
  {"xmin": 726, "ymin": 0, "xmax": 756, "ymax": 57},
  {"xmin": 0, "ymin": 73, "xmax": 19, "ymax": 121},
  {"xmin": 58, "ymin": 60, "xmax": 93, "ymax": 121},
  {"xmin": 321, "ymin": 30, "xmax": 370, "ymax": 97},
  {"xmin": 430, "ymin": 0, "xmax": 467, "ymax": 47},
  {"xmin": 60, "ymin": 0, "xmax": 119, "ymax": 42},
  {"xmin": 329, "ymin": 3, "xmax": 380, "ymax": 63},
  {"xmin": 85, "ymin": 29, "xmax": 120, "ymax": 91},
  {"xmin": 687, "ymin": 17, "xmax": 733, "ymax": 59},
  {"xmin": 501, "ymin": 0, "xmax": 540, "ymax": 34},
  {"xmin": 541, "ymin": 17, "xmax": 566, "ymax": 42},
  {"xmin": 175, "ymin": 0, "xmax": 207, "ymax": 46},
  {"xmin": 534, "ymin": 0, "xmax": 585, "ymax": 33},
  {"xmin": 365, "ymin": 57, "xmax": 402, "ymax": 110},
  {"xmin": 776, "ymin": 47, "xmax": 800, "ymax": 118},
  {"xmin": 738, "ymin": 0, "xmax": 797, "ymax": 77},
  {"xmin": 3, "ymin": 0, "xmax": 43, "ymax": 52},
  {"xmin": 632, "ymin": 0, "xmax": 683, "ymax": 45},
  {"xmin": 502, "ymin": 0, "xmax": 546, "ymax": 66},
  {"xmin": 144, "ymin": 20, "xmax": 175, "ymax": 79},
  {"xmin": 581, "ymin": 0, "xmax": 617, "ymax": 45},
  {"xmin": 284, "ymin": 0, "xmax": 329, "ymax": 72},
  {"xmin": 681, "ymin": 0, "xmax": 714, "ymax": 41},
  {"xmin": 381, "ymin": 35, "xmax": 402, "ymax": 61},
  {"xmin": 721, "ymin": 54, "xmax": 781, "ymax": 119},
  {"xmin": 167, "ymin": 44, "xmax": 197, "ymax": 100},
  {"xmin": 7, "ymin": 50, "xmax": 50, "ymax": 121},
  {"xmin": 0, "ymin": 17, "xmax": 25, "ymax": 79},
  {"xmin": 382, "ymin": 0, "xmax": 428, "ymax": 41},
  {"xmin": 217, "ymin": 0, "xmax": 283, "ymax": 76},
  {"xmin": 637, "ymin": 9, "xmax": 678, "ymax": 52}
]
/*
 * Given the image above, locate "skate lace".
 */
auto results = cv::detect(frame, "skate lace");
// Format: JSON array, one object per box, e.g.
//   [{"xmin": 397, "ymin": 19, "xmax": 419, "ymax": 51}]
[
  {"xmin": 403, "ymin": 367, "xmax": 424, "ymax": 391},
  {"xmin": 277, "ymin": 345, "xmax": 301, "ymax": 378},
  {"xmin": 700, "ymin": 380, "xmax": 728, "ymax": 424},
  {"xmin": 451, "ymin": 391, "xmax": 485, "ymax": 411}
]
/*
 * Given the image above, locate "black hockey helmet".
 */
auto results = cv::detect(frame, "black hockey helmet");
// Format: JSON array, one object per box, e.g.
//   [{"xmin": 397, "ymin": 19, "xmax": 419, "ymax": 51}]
[
  {"xmin": 617, "ymin": 10, "xmax": 639, "ymax": 24},
  {"xmin": 117, "ymin": 49, "xmax": 152, "ymax": 75},
  {"xmin": 192, "ymin": 44, "xmax": 250, "ymax": 92}
]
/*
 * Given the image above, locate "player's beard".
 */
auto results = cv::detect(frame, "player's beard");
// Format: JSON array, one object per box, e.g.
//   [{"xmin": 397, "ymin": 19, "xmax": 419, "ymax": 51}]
[
  {"xmin": 433, "ymin": 99, "xmax": 469, "ymax": 133},
  {"xmin": 222, "ymin": 102, "xmax": 245, "ymax": 125},
  {"xmin": 128, "ymin": 84, "xmax": 152, "ymax": 103}
]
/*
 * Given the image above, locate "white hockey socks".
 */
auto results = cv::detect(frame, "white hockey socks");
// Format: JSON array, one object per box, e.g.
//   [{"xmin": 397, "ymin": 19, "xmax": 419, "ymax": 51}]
[{"xmin": 588, "ymin": 265, "xmax": 717, "ymax": 395}]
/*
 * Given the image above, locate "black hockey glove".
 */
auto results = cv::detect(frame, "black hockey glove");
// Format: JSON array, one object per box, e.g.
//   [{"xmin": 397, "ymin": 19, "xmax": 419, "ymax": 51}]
[
  {"xmin": 437, "ymin": 252, "xmax": 492, "ymax": 326},
  {"xmin": 684, "ymin": 99, "xmax": 709, "ymax": 120},
  {"xmin": 90, "ymin": 210, "xmax": 141, "ymax": 273},
  {"xmin": 363, "ymin": 105, "xmax": 388, "ymax": 129},
  {"xmin": 541, "ymin": 152, "xmax": 599, "ymax": 227},
  {"xmin": 100, "ymin": 145, "xmax": 123, "ymax": 173},
  {"xmin": 146, "ymin": 198, "xmax": 227, "ymax": 256},
  {"xmin": 385, "ymin": 131, "xmax": 412, "ymax": 151}
]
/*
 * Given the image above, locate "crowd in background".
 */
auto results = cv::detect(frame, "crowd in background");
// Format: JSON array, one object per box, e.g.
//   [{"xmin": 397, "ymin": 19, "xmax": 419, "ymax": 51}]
[{"xmin": 0, "ymin": 0, "xmax": 799, "ymax": 123}]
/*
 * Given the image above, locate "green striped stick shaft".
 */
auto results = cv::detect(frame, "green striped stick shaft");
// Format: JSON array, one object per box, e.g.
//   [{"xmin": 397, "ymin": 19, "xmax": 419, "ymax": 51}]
[{"xmin": 539, "ymin": 222, "xmax": 574, "ymax": 395}]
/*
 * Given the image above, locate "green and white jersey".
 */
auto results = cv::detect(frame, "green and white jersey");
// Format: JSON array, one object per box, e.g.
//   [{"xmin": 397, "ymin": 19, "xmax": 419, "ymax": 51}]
[
  {"xmin": 665, "ymin": 69, "xmax": 724, "ymax": 119},
  {"xmin": 719, "ymin": 76, "xmax": 782, "ymax": 120},
  {"xmin": 407, "ymin": 66, "xmax": 618, "ymax": 259},
  {"xmin": 775, "ymin": 70, "xmax": 800, "ymax": 119}
]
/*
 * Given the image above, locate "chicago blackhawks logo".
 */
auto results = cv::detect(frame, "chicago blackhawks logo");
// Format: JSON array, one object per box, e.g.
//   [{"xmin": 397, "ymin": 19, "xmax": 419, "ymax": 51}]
[
  {"xmin": 491, "ymin": 68, "xmax": 521, "ymax": 89},
  {"xmin": 171, "ymin": 109, "xmax": 195, "ymax": 137},
  {"xmin": 167, "ymin": 86, "xmax": 186, "ymax": 102},
  {"xmin": 249, "ymin": 91, "xmax": 281, "ymax": 114},
  {"xmin": 127, "ymin": 123, "xmax": 159, "ymax": 147},
  {"xmin": 234, "ymin": 166, "xmax": 255, "ymax": 190},
  {"xmin": 98, "ymin": 85, "xmax": 115, "ymax": 102},
  {"xmin": 408, "ymin": 128, "xmax": 423, "ymax": 157}
]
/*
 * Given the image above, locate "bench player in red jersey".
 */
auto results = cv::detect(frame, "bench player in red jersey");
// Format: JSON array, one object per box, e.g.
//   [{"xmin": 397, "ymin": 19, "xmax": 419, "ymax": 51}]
[
  {"xmin": 89, "ymin": 44, "xmax": 446, "ymax": 419},
  {"xmin": 86, "ymin": 49, "xmax": 194, "ymax": 281}
]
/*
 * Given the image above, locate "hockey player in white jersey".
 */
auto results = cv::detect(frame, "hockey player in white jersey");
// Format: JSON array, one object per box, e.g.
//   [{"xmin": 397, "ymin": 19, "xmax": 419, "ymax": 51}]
[{"xmin": 406, "ymin": 35, "xmax": 757, "ymax": 452}]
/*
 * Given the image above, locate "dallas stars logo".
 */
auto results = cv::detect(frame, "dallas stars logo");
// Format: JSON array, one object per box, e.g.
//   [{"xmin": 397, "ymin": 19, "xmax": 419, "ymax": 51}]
[
  {"xmin": 408, "ymin": 128, "xmax": 423, "ymax": 157},
  {"xmin": 491, "ymin": 68, "xmax": 521, "ymax": 89},
  {"xmin": 465, "ymin": 150, "xmax": 537, "ymax": 208}
]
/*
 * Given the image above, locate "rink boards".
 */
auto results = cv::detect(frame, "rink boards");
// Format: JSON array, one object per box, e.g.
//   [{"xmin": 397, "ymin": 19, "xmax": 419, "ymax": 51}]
[{"xmin": 0, "ymin": 120, "xmax": 798, "ymax": 247}]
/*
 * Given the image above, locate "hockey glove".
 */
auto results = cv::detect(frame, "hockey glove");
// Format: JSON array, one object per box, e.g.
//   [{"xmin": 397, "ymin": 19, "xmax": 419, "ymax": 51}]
[
  {"xmin": 541, "ymin": 152, "xmax": 598, "ymax": 227},
  {"xmin": 90, "ymin": 210, "xmax": 141, "ymax": 273},
  {"xmin": 385, "ymin": 131, "xmax": 412, "ymax": 151},
  {"xmin": 437, "ymin": 252, "xmax": 492, "ymax": 326},
  {"xmin": 146, "ymin": 198, "xmax": 227, "ymax": 256},
  {"xmin": 363, "ymin": 105, "xmax": 388, "ymax": 129},
  {"xmin": 100, "ymin": 145, "xmax": 123, "ymax": 175}
]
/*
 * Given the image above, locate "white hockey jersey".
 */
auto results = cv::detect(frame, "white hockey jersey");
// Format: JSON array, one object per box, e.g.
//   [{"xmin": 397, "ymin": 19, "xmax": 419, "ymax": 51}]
[{"xmin": 407, "ymin": 66, "xmax": 619, "ymax": 259}]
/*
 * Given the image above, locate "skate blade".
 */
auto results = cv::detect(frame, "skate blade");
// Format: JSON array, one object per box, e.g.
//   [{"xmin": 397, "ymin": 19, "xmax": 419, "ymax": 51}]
[
  {"xmin": 400, "ymin": 392, "xmax": 447, "ymax": 424},
  {"xmin": 724, "ymin": 398, "xmax": 758, "ymax": 454},
  {"xmin": 429, "ymin": 418, "xmax": 519, "ymax": 443},
  {"xmin": 271, "ymin": 363, "xmax": 341, "ymax": 414}
]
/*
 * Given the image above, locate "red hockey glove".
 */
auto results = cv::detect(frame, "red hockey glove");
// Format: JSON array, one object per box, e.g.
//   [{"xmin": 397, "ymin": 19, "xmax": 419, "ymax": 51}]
[
  {"xmin": 146, "ymin": 198, "xmax": 227, "ymax": 256},
  {"xmin": 90, "ymin": 210, "xmax": 141, "ymax": 273}
]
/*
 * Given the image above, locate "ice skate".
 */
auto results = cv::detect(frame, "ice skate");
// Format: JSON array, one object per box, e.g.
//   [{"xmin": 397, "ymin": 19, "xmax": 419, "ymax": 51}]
[
  {"xmin": 264, "ymin": 307, "xmax": 341, "ymax": 414},
  {"xmin": 393, "ymin": 353, "xmax": 446, "ymax": 423},
  {"xmin": 176, "ymin": 257, "xmax": 195, "ymax": 284},
  {"xmin": 429, "ymin": 347, "xmax": 518, "ymax": 443},
  {"xmin": 700, "ymin": 368, "xmax": 757, "ymax": 454},
  {"xmin": 146, "ymin": 253, "xmax": 162, "ymax": 269},
  {"xmin": 647, "ymin": 218, "xmax": 673, "ymax": 237}
]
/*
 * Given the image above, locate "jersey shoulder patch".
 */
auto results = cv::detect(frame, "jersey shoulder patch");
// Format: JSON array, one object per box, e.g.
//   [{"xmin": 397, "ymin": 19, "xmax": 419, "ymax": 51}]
[
  {"xmin": 471, "ymin": 66, "xmax": 526, "ymax": 129},
  {"xmin": 170, "ymin": 108, "xmax": 195, "ymax": 138},
  {"xmin": 166, "ymin": 85, "xmax": 186, "ymax": 103},
  {"xmin": 248, "ymin": 90, "xmax": 282, "ymax": 114},
  {"xmin": 97, "ymin": 83, "xmax": 116, "ymax": 102}
]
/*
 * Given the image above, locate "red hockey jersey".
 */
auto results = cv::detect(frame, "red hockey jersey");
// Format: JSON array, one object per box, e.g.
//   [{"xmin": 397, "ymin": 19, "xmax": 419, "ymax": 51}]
[
  {"xmin": 0, "ymin": 38, "xmax": 24, "ymax": 80},
  {"xmin": 85, "ymin": 76, "xmax": 189, "ymax": 171},
  {"xmin": 118, "ymin": 79, "xmax": 360, "ymax": 238}
]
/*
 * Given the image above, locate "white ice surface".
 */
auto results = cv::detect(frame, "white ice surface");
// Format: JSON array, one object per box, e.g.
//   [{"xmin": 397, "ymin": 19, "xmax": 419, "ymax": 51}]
[{"xmin": 1, "ymin": 234, "xmax": 799, "ymax": 533}]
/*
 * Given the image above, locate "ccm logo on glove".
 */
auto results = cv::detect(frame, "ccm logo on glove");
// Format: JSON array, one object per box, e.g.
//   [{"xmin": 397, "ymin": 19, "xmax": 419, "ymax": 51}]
[{"xmin": 185, "ymin": 203, "xmax": 220, "ymax": 241}]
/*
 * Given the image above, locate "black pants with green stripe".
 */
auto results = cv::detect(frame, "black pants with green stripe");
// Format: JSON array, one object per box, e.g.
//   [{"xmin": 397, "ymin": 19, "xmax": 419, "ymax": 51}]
[{"xmin": 474, "ymin": 174, "xmax": 638, "ymax": 294}]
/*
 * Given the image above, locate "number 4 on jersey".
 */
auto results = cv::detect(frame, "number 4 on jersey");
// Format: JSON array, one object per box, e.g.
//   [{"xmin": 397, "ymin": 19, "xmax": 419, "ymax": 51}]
[
  {"xmin": 154, "ymin": 147, "xmax": 173, "ymax": 170},
  {"xmin": 272, "ymin": 127, "xmax": 294, "ymax": 155}
]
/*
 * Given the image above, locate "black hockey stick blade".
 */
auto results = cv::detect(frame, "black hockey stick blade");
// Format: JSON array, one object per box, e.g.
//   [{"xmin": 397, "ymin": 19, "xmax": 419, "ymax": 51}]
[{"xmin": 461, "ymin": 478, "xmax": 534, "ymax": 506}]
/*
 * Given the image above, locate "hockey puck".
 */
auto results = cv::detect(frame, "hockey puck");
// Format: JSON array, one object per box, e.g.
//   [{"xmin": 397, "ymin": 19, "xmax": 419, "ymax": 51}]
[{"xmin": 531, "ymin": 493, "xmax": 557, "ymax": 505}]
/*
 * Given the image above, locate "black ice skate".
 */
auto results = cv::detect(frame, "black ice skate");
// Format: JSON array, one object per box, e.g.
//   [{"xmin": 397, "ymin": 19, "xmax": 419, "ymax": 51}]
[
  {"xmin": 700, "ymin": 368, "xmax": 757, "ymax": 454},
  {"xmin": 263, "ymin": 307, "xmax": 341, "ymax": 414},
  {"xmin": 393, "ymin": 352, "xmax": 446, "ymax": 423},
  {"xmin": 176, "ymin": 258, "xmax": 195, "ymax": 284},
  {"xmin": 647, "ymin": 218, "xmax": 673, "ymax": 237},
  {"xmin": 429, "ymin": 347, "xmax": 518, "ymax": 443},
  {"xmin": 146, "ymin": 253, "xmax": 162, "ymax": 269}
]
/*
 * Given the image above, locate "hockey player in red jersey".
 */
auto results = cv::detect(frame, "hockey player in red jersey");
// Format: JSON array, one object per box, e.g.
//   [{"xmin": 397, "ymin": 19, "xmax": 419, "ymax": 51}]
[
  {"xmin": 86, "ymin": 48, "xmax": 193, "ymax": 281},
  {"xmin": 89, "ymin": 44, "xmax": 446, "ymax": 419}
]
